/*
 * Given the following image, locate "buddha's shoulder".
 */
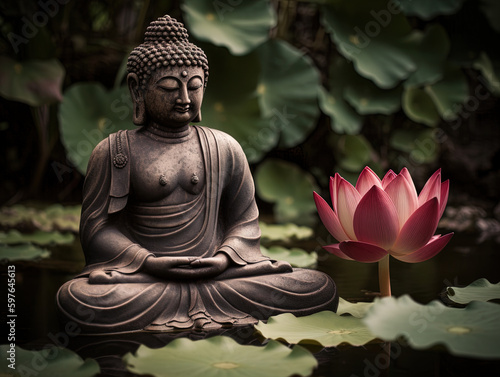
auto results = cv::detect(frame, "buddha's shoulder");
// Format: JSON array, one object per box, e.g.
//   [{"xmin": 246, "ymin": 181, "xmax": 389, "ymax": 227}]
[
  {"xmin": 91, "ymin": 129, "xmax": 140, "ymax": 157},
  {"xmin": 194, "ymin": 125, "xmax": 242, "ymax": 150}
]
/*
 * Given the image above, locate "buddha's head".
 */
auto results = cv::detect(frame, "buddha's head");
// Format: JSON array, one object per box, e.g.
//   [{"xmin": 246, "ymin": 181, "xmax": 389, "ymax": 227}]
[{"xmin": 127, "ymin": 15, "xmax": 209, "ymax": 128}]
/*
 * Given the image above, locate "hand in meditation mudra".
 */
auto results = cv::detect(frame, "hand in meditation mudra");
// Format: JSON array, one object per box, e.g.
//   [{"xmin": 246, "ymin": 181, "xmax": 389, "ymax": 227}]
[{"xmin": 57, "ymin": 15, "xmax": 338, "ymax": 333}]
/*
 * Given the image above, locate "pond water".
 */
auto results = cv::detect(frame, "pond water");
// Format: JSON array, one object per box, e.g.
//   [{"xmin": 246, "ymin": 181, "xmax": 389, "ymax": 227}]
[{"xmin": 6, "ymin": 230, "xmax": 500, "ymax": 377}]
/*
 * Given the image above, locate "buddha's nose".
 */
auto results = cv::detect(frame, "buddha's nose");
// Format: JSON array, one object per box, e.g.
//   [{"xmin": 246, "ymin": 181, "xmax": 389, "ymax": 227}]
[{"xmin": 177, "ymin": 87, "xmax": 191, "ymax": 104}]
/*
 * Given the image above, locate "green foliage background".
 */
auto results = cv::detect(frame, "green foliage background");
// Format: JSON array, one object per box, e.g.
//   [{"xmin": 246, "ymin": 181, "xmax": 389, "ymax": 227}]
[{"xmin": 1, "ymin": 0, "xmax": 499, "ymax": 225}]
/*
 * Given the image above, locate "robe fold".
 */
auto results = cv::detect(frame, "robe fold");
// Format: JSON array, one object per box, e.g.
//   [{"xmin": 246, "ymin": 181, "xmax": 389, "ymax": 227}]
[{"xmin": 57, "ymin": 126, "xmax": 338, "ymax": 333}]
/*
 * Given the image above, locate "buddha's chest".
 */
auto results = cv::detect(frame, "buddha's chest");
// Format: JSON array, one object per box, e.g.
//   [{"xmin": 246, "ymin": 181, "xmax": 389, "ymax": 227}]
[{"xmin": 128, "ymin": 136, "xmax": 205, "ymax": 203}]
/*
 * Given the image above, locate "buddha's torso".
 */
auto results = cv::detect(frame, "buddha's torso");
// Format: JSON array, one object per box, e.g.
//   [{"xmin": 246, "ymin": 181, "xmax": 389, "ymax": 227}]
[{"xmin": 128, "ymin": 127, "xmax": 206, "ymax": 206}]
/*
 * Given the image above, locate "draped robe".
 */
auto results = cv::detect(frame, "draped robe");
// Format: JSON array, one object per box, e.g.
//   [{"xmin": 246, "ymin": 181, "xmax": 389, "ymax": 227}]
[{"xmin": 57, "ymin": 126, "xmax": 338, "ymax": 333}]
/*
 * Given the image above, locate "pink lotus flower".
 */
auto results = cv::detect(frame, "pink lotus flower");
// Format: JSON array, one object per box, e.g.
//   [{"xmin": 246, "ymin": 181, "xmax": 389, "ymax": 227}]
[{"xmin": 314, "ymin": 167, "xmax": 453, "ymax": 296}]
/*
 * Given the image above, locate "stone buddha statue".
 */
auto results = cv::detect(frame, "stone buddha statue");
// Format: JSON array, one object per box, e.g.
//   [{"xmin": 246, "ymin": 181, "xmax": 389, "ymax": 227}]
[{"xmin": 57, "ymin": 15, "xmax": 338, "ymax": 333}]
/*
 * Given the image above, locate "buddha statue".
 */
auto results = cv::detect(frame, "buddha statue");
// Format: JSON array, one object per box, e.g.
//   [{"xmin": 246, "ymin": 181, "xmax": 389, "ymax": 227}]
[{"xmin": 57, "ymin": 15, "xmax": 338, "ymax": 333}]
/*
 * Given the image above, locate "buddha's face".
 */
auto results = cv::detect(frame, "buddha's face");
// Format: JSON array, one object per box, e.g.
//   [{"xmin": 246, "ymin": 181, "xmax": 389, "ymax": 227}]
[{"xmin": 143, "ymin": 65, "xmax": 204, "ymax": 128}]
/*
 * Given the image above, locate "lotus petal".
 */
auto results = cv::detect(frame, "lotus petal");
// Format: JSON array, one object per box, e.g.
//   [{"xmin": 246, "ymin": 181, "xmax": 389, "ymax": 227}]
[
  {"xmin": 323, "ymin": 243, "xmax": 354, "ymax": 261},
  {"xmin": 393, "ymin": 233, "xmax": 453, "ymax": 263},
  {"xmin": 400, "ymin": 168, "xmax": 417, "ymax": 199},
  {"xmin": 439, "ymin": 180, "xmax": 449, "ymax": 219},
  {"xmin": 353, "ymin": 186, "xmax": 399, "ymax": 249},
  {"xmin": 313, "ymin": 192, "xmax": 349, "ymax": 242},
  {"xmin": 418, "ymin": 169, "xmax": 441, "ymax": 206},
  {"xmin": 339, "ymin": 241, "xmax": 388, "ymax": 263},
  {"xmin": 330, "ymin": 174, "xmax": 340, "ymax": 213},
  {"xmin": 337, "ymin": 178, "xmax": 361, "ymax": 240},
  {"xmin": 381, "ymin": 170, "xmax": 397, "ymax": 188},
  {"xmin": 385, "ymin": 174, "xmax": 418, "ymax": 228},
  {"xmin": 355, "ymin": 166, "xmax": 382, "ymax": 196},
  {"xmin": 392, "ymin": 198, "xmax": 439, "ymax": 254}
]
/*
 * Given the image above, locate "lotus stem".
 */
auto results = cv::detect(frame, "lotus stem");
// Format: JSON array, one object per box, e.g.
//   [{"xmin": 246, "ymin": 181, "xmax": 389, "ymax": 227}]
[{"xmin": 378, "ymin": 255, "xmax": 391, "ymax": 297}]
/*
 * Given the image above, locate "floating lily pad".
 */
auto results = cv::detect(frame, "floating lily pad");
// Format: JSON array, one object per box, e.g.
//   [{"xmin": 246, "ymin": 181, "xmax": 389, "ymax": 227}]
[
  {"xmin": 0, "ymin": 345, "xmax": 99, "ymax": 377},
  {"xmin": 259, "ymin": 222, "xmax": 314, "ymax": 244},
  {"xmin": 0, "ymin": 57, "xmax": 65, "ymax": 106},
  {"xmin": 335, "ymin": 134, "xmax": 373, "ymax": 172},
  {"xmin": 0, "ymin": 204, "xmax": 81, "ymax": 233},
  {"xmin": 255, "ymin": 159, "xmax": 319, "ymax": 226},
  {"xmin": 446, "ymin": 278, "xmax": 500, "ymax": 305},
  {"xmin": 182, "ymin": 0, "xmax": 276, "ymax": 55},
  {"xmin": 255, "ymin": 311, "xmax": 377, "ymax": 347},
  {"xmin": 0, "ymin": 230, "xmax": 74, "ymax": 245},
  {"xmin": 398, "ymin": 0, "xmax": 466, "ymax": 20},
  {"xmin": 0, "ymin": 244, "xmax": 51, "ymax": 262},
  {"xmin": 256, "ymin": 40, "xmax": 321, "ymax": 148},
  {"xmin": 321, "ymin": 1, "xmax": 417, "ymax": 88},
  {"xmin": 123, "ymin": 336, "xmax": 317, "ymax": 377},
  {"xmin": 344, "ymin": 76, "xmax": 402, "ymax": 115},
  {"xmin": 337, "ymin": 298, "xmax": 374, "ymax": 318},
  {"xmin": 59, "ymin": 83, "xmax": 136, "ymax": 174},
  {"xmin": 261, "ymin": 245, "xmax": 317, "ymax": 268},
  {"xmin": 363, "ymin": 295, "xmax": 500, "ymax": 359}
]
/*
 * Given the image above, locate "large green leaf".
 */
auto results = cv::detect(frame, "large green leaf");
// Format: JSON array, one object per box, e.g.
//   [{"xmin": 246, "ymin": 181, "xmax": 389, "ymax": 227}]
[
  {"xmin": 363, "ymin": 295, "xmax": 500, "ymax": 359},
  {"xmin": 446, "ymin": 278, "xmax": 500, "ymax": 305},
  {"xmin": 318, "ymin": 86, "xmax": 363, "ymax": 134},
  {"xmin": 255, "ymin": 311, "xmax": 377, "ymax": 347},
  {"xmin": 0, "ymin": 346, "xmax": 99, "ymax": 377},
  {"xmin": 402, "ymin": 86, "xmax": 441, "ymax": 126},
  {"xmin": 321, "ymin": 1, "xmax": 417, "ymax": 88},
  {"xmin": 261, "ymin": 245, "xmax": 318, "ymax": 268},
  {"xmin": 0, "ymin": 243, "xmax": 50, "ymax": 261},
  {"xmin": 0, "ymin": 230, "xmax": 74, "ymax": 245},
  {"xmin": 259, "ymin": 222, "xmax": 313, "ymax": 245},
  {"xmin": 256, "ymin": 40, "xmax": 321, "ymax": 147},
  {"xmin": 255, "ymin": 159, "xmax": 319, "ymax": 225},
  {"xmin": 123, "ymin": 336, "xmax": 317, "ymax": 377},
  {"xmin": 201, "ymin": 43, "xmax": 273, "ymax": 163},
  {"xmin": 398, "ymin": 0, "xmax": 466, "ymax": 20},
  {"xmin": 59, "ymin": 83, "xmax": 136, "ymax": 174},
  {"xmin": 182, "ymin": 0, "xmax": 276, "ymax": 55},
  {"xmin": 334, "ymin": 134, "xmax": 373, "ymax": 172},
  {"xmin": 0, "ymin": 57, "xmax": 65, "ymax": 106}
]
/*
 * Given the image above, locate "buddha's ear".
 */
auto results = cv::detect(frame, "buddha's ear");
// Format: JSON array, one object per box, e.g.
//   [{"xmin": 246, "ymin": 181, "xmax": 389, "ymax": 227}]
[{"xmin": 127, "ymin": 73, "xmax": 145, "ymax": 126}]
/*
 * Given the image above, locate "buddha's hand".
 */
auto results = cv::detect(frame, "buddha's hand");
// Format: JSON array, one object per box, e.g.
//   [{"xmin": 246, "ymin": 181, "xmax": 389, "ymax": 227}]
[
  {"xmin": 189, "ymin": 253, "xmax": 230, "ymax": 278},
  {"xmin": 143, "ymin": 256, "xmax": 198, "ymax": 280}
]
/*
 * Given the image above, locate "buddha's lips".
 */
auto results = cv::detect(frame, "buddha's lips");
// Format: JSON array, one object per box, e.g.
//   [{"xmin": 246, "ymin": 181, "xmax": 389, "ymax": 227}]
[{"xmin": 174, "ymin": 105, "xmax": 190, "ymax": 113}]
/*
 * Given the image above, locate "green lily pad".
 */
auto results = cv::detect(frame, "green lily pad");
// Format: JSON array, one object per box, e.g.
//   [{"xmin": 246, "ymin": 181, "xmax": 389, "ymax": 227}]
[
  {"xmin": 404, "ymin": 24, "xmax": 450, "ymax": 88},
  {"xmin": 0, "ymin": 230, "xmax": 74, "ymax": 245},
  {"xmin": 182, "ymin": 0, "xmax": 276, "ymax": 55},
  {"xmin": 0, "ymin": 57, "xmax": 65, "ymax": 106},
  {"xmin": 59, "ymin": 83, "xmax": 136, "ymax": 174},
  {"xmin": 402, "ymin": 86, "xmax": 441, "ymax": 126},
  {"xmin": 424, "ymin": 64, "xmax": 468, "ymax": 121},
  {"xmin": 201, "ymin": 44, "xmax": 273, "ymax": 163},
  {"xmin": 473, "ymin": 52, "xmax": 500, "ymax": 96},
  {"xmin": 123, "ymin": 336, "xmax": 317, "ymax": 377},
  {"xmin": 446, "ymin": 278, "xmax": 500, "ymax": 305},
  {"xmin": 398, "ymin": 0, "xmax": 466, "ymax": 20},
  {"xmin": 0, "ymin": 243, "xmax": 51, "ymax": 262},
  {"xmin": 259, "ymin": 222, "xmax": 314, "ymax": 244},
  {"xmin": 0, "ymin": 204, "xmax": 81, "ymax": 233},
  {"xmin": 255, "ymin": 311, "xmax": 377, "ymax": 347},
  {"xmin": 261, "ymin": 245, "xmax": 317, "ymax": 268},
  {"xmin": 479, "ymin": 0, "xmax": 500, "ymax": 33},
  {"xmin": 321, "ymin": 1, "xmax": 417, "ymax": 88},
  {"xmin": 363, "ymin": 295, "xmax": 500, "ymax": 359},
  {"xmin": 335, "ymin": 134, "xmax": 373, "ymax": 172},
  {"xmin": 0, "ymin": 345, "xmax": 99, "ymax": 377},
  {"xmin": 337, "ymin": 298, "xmax": 374, "ymax": 318},
  {"xmin": 255, "ymin": 159, "xmax": 319, "ymax": 226},
  {"xmin": 256, "ymin": 40, "xmax": 321, "ymax": 148}
]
